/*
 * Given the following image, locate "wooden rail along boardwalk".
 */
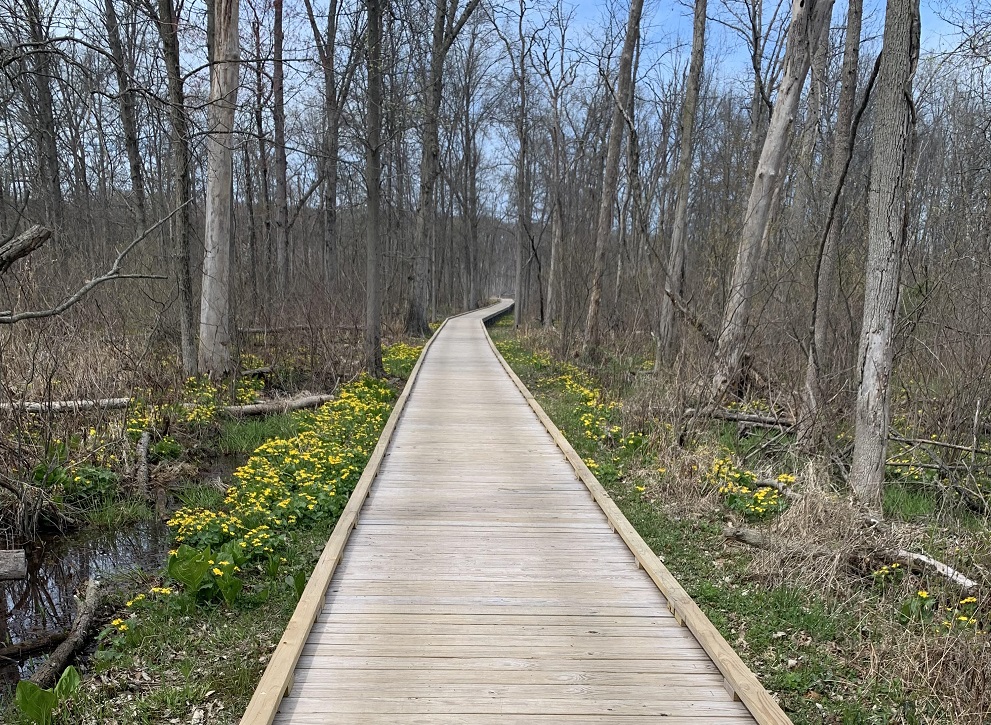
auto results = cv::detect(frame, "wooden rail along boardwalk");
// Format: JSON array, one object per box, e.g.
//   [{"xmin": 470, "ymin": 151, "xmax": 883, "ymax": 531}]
[{"xmin": 242, "ymin": 300, "xmax": 792, "ymax": 725}]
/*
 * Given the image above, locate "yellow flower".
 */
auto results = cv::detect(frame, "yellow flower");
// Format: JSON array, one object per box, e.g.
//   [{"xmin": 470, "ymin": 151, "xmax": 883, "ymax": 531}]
[
  {"xmin": 212, "ymin": 568, "xmax": 223, "ymax": 576},
  {"xmin": 918, "ymin": 590, "xmax": 929, "ymax": 599}
]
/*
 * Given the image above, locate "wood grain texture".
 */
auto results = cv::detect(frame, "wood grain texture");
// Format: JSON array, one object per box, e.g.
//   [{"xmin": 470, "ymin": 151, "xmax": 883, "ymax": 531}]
[{"xmin": 245, "ymin": 300, "xmax": 785, "ymax": 725}]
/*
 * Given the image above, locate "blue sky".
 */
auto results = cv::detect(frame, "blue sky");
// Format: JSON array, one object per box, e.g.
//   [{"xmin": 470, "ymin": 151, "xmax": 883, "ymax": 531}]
[{"xmin": 568, "ymin": 0, "xmax": 966, "ymax": 65}]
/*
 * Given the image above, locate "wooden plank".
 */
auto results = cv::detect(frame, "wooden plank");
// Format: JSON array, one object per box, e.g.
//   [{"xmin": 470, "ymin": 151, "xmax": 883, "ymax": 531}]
[
  {"xmin": 276, "ymin": 696, "xmax": 750, "ymax": 717},
  {"xmin": 271, "ymin": 716, "xmax": 752, "ymax": 725},
  {"xmin": 292, "ymin": 668, "xmax": 726, "ymax": 687},
  {"xmin": 295, "ymin": 655, "xmax": 723, "ymax": 674}
]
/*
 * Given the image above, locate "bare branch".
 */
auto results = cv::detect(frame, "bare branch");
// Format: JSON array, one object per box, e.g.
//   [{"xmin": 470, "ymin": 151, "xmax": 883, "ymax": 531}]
[{"xmin": 0, "ymin": 205, "xmax": 186, "ymax": 324}]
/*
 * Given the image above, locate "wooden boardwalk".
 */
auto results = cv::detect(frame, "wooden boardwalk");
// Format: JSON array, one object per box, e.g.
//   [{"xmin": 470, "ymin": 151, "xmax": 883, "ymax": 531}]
[{"xmin": 242, "ymin": 301, "xmax": 790, "ymax": 725}]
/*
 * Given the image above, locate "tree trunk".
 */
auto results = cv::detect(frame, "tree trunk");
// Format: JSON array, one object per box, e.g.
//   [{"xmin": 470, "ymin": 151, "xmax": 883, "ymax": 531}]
[
  {"xmin": 849, "ymin": 0, "xmax": 920, "ymax": 511},
  {"xmin": 407, "ymin": 0, "xmax": 480, "ymax": 334},
  {"xmin": 104, "ymin": 0, "xmax": 147, "ymax": 231},
  {"xmin": 710, "ymin": 0, "xmax": 835, "ymax": 399},
  {"xmin": 364, "ymin": 0, "xmax": 385, "ymax": 377},
  {"xmin": 799, "ymin": 0, "xmax": 863, "ymax": 445},
  {"xmin": 583, "ymin": 0, "xmax": 645, "ymax": 352},
  {"xmin": 655, "ymin": 0, "xmax": 706, "ymax": 367},
  {"xmin": 199, "ymin": 0, "xmax": 240, "ymax": 377},
  {"xmin": 272, "ymin": 0, "xmax": 290, "ymax": 297},
  {"xmin": 24, "ymin": 0, "xmax": 62, "ymax": 224},
  {"xmin": 157, "ymin": 0, "xmax": 198, "ymax": 375}
]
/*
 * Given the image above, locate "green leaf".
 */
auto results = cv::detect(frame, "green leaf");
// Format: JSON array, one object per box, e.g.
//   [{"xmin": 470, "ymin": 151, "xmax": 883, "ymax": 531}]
[
  {"xmin": 167, "ymin": 545, "xmax": 213, "ymax": 593},
  {"xmin": 15, "ymin": 680, "xmax": 58, "ymax": 725},
  {"xmin": 53, "ymin": 665, "xmax": 80, "ymax": 700}
]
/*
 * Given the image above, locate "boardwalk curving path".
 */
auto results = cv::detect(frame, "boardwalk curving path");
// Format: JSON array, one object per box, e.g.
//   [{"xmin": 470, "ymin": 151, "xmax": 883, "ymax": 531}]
[{"xmin": 245, "ymin": 301, "xmax": 789, "ymax": 725}]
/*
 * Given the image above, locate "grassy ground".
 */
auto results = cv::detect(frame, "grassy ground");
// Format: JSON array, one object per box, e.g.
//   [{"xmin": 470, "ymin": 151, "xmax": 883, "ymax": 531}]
[{"xmin": 489, "ymin": 319, "xmax": 990, "ymax": 724}]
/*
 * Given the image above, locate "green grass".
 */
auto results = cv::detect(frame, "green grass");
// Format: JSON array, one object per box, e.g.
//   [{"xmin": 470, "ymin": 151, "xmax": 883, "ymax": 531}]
[
  {"xmin": 84, "ymin": 498, "xmax": 156, "ymax": 528},
  {"xmin": 173, "ymin": 481, "xmax": 226, "ymax": 510},
  {"xmin": 884, "ymin": 482, "xmax": 938, "ymax": 520},
  {"xmin": 217, "ymin": 414, "xmax": 299, "ymax": 455}
]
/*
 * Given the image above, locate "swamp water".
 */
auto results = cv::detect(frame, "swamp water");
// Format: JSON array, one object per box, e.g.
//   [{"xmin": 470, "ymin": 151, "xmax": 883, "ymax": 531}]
[{"xmin": 1, "ymin": 520, "xmax": 170, "ymax": 684}]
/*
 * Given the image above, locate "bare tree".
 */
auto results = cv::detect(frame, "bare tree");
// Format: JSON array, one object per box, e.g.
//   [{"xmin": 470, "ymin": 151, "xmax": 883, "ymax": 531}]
[
  {"xmin": 798, "ymin": 0, "xmax": 863, "ymax": 445},
  {"xmin": 154, "ymin": 0, "xmax": 198, "ymax": 374},
  {"xmin": 850, "ymin": 0, "xmax": 921, "ymax": 510},
  {"xmin": 710, "ymin": 0, "xmax": 835, "ymax": 398},
  {"xmin": 406, "ymin": 0, "xmax": 482, "ymax": 335},
  {"xmin": 364, "ymin": 0, "xmax": 385, "ymax": 376},
  {"xmin": 103, "ymin": 0, "xmax": 147, "ymax": 231},
  {"xmin": 272, "ymin": 0, "xmax": 290, "ymax": 297},
  {"xmin": 584, "ymin": 0, "xmax": 645, "ymax": 353},
  {"xmin": 199, "ymin": 0, "xmax": 240, "ymax": 376},
  {"xmin": 303, "ymin": 0, "xmax": 361, "ymax": 292},
  {"xmin": 656, "ymin": 0, "xmax": 707, "ymax": 365}
]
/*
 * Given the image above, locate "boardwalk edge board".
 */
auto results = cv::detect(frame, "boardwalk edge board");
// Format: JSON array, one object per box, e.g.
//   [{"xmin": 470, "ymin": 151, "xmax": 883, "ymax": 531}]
[
  {"xmin": 481, "ymin": 317, "xmax": 794, "ymax": 725},
  {"xmin": 239, "ymin": 307, "xmax": 482, "ymax": 725}
]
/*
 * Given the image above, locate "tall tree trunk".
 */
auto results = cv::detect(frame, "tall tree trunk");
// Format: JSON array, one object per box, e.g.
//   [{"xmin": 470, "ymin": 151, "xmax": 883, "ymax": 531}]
[
  {"xmin": 104, "ymin": 0, "xmax": 147, "ymax": 231},
  {"xmin": 272, "ymin": 0, "xmax": 289, "ymax": 297},
  {"xmin": 799, "ymin": 0, "xmax": 863, "ymax": 445},
  {"xmin": 157, "ymin": 0, "xmax": 197, "ymax": 375},
  {"xmin": 710, "ymin": 0, "xmax": 835, "ymax": 399},
  {"xmin": 364, "ymin": 0, "xmax": 385, "ymax": 376},
  {"xmin": 850, "ymin": 0, "xmax": 920, "ymax": 511},
  {"xmin": 407, "ymin": 0, "xmax": 481, "ymax": 335},
  {"xmin": 655, "ymin": 0, "xmax": 706, "ymax": 367},
  {"xmin": 251, "ymin": 16, "xmax": 272, "ymax": 308},
  {"xmin": 199, "ymin": 0, "xmax": 240, "ymax": 376},
  {"xmin": 583, "ymin": 0, "xmax": 645, "ymax": 352},
  {"xmin": 24, "ymin": 0, "xmax": 62, "ymax": 225}
]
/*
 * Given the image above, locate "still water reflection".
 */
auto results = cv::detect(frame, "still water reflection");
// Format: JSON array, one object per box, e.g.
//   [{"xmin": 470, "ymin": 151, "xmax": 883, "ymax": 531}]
[{"xmin": 1, "ymin": 521, "xmax": 170, "ymax": 681}]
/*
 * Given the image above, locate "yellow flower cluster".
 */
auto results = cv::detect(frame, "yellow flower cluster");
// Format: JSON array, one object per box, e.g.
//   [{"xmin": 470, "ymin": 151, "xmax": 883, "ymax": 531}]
[
  {"xmin": 709, "ymin": 457, "xmax": 787, "ymax": 517},
  {"xmin": 168, "ymin": 375, "xmax": 394, "ymax": 558},
  {"xmin": 382, "ymin": 342, "xmax": 425, "ymax": 378}
]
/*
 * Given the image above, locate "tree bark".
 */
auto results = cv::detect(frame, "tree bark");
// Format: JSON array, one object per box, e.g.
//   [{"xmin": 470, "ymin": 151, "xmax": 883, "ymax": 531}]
[
  {"xmin": 656, "ymin": 0, "xmax": 706, "ymax": 366},
  {"xmin": 23, "ymin": 0, "xmax": 62, "ymax": 224},
  {"xmin": 29, "ymin": 579, "xmax": 100, "ymax": 690},
  {"xmin": 364, "ymin": 0, "xmax": 385, "ymax": 377},
  {"xmin": 156, "ymin": 0, "xmax": 198, "ymax": 375},
  {"xmin": 710, "ymin": 0, "xmax": 835, "ymax": 399},
  {"xmin": 104, "ymin": 0, "xmax": 147, "ymax": 231},
  {"xmin": 0, "ymin": 225, "xmax": 50, "ymax": 274},
  {"xmin": 850, "ymin": 0, "xmax": 920, "ymax": 510},
  {"xmin": 272, "ymin": 0, "xmax": 290, "ymax": 296},
  {"xmin": 799, "ymin": 0, "xmax": 863, "ymax": 445},
  {"xmin": 199, "ymin": 0, "xmax": 240, "ymax": 377},
  {"xmin": 583, "ymin": 0, "xmax": 645, "ymax": 353}
]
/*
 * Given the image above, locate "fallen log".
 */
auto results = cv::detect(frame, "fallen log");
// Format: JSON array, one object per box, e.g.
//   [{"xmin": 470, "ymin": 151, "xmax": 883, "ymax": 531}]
[
  {"xmin": 0, "ymin": 549, "xmax": 27, "ymax": 579},
  {"xmin": 685, "ymin": 407, "xmax": 796, "ymax": 430},
  {"xmin": 29, "ymin": 578, "xmax": 100, "ymax": 690},
  {"xmin": 1, "ymin": 393, "xmax": 336, "ymax": 418},
  {"xmin": 724, "ymin": 526, "xmax": 979, "ymax": 590},
  {"xmin": 0, "ymin": 631, "xmax": 67, "ymax": 662},
  {"xmin": 0, "ymin": 397, "xmax": 132, "ymax": 414},
  {"xmin": 222, "ymin": 394, "xmax": 336, "ymax": 417},
  {"xmin": 889, "ymin": 549, "xmax": 978, "ymax": 591}
]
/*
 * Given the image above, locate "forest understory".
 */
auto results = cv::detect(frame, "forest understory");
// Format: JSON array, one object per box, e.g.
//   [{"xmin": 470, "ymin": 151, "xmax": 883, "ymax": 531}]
[
  {"xmin": 0, "ymin": 308, "xmax": 430, "ymax": 724},
  {"xmin": 491, "ymin": 317, "xmax": 990, "ymax": 724}
]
